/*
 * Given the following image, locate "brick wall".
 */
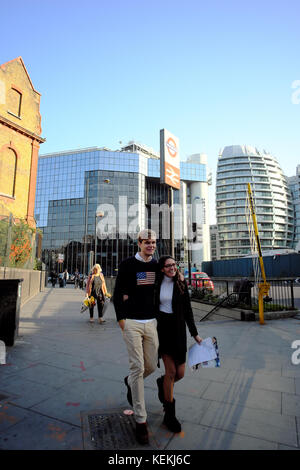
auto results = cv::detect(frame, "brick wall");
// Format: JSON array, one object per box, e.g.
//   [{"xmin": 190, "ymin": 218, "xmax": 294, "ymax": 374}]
[{"xmin": 0, "ymin": 57, "xmax": 44, "ymax": 226}]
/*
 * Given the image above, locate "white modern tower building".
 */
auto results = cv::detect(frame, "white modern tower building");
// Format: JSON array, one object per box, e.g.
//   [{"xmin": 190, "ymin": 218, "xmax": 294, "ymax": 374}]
[
  {"xmin": 186, "ymin": 153, "xmax": 211, "ymax": 265},
  {"xmin": 216, "ymin": 145, "xmax": 294, "ymax": 259}
]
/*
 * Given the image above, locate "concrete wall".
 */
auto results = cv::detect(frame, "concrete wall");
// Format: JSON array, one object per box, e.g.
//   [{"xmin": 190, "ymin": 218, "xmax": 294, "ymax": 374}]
[{"xmin": 0, "ymin": 267, "xmax": 45, "ymax": 306}]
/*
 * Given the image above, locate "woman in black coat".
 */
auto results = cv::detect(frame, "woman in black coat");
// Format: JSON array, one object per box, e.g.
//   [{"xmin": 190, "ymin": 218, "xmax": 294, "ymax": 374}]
[{"xmin": 155, "ymin": 255, "xmax": 202, "ymax": 433}]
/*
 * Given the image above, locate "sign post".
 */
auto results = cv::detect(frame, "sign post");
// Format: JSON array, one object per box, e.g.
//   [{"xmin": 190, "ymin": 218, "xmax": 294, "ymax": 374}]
[{"xmin": 160, "ymin": 129, "xmax": 180, "ymax": 258}]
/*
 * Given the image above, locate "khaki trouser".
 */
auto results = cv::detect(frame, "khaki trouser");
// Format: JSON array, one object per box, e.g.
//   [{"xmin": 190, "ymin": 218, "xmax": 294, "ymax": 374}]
[{"xmin": 122, "ymin": 319, "xmax": 158, "ymax": 423}]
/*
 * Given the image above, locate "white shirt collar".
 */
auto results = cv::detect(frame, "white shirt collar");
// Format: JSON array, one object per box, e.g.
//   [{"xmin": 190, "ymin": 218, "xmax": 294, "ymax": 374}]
[
  {"xmin": 135, "ymin": 252, "xmax": 152, "ymax": 263},
  {"xmin": 163, "ymin": 274, "xmax": 174, "ymax": 283}
]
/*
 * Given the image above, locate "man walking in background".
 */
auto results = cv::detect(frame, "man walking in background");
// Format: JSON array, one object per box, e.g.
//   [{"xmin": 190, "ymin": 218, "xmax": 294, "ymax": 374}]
[{"xmin": 63, "ymin": 269, "xmax": 69, "ymax": 288}]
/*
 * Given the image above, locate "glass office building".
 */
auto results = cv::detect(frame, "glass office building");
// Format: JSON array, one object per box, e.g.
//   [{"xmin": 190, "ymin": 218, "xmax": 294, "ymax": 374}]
[
  {"xmin": 35, "ymin": 144, "xmax": 208, "ymax": 275},
  {"xmin": 288, "ymin": 165, "xmax": 300, "ymax": 250},
  {"xmin": 216, "ymin": 145, "xmax": 294, "ymax": 259}
]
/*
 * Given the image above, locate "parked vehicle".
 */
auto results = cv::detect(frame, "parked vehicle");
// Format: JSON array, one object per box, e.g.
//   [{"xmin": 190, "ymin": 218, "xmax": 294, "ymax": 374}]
[
  {"xmin": 188, "ymin": 272, "xmax": 214, "ymax": 292},
  {"xmin": 67, "ymin": 274, "xmax": 75, "ymax": 284}
]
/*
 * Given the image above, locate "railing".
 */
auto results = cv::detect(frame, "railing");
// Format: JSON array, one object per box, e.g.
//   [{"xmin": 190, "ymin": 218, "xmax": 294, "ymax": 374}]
[
  {"xmin": 189, "ymin": 277, "xmax": 297, "ymax": 312},
  {"xmin": 197, "ymin": 292, "xmax": 246, "ymax": 322}
]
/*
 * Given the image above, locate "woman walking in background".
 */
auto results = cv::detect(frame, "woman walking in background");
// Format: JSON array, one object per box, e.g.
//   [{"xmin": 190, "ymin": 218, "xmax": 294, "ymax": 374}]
[
  {"xmin": 86, "ymin": 264, "xmax": 108, "ymax": 323},
  {"xmin": 155, "ymin": 255, "xmax": 202, "ymax": 433}
]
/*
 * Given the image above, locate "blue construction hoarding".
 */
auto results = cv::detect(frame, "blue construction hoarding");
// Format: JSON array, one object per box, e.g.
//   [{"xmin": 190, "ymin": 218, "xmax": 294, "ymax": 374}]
[{"xmin": 202, "ymin": 253, "xmax": 300, "ymax": 278}]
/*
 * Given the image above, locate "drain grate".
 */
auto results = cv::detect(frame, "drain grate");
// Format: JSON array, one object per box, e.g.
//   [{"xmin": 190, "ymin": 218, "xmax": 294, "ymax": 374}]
[
  {"xmin": 89, "ymin": 412, "xmax": 136, "ymax": 449},
  {"xmin": 81, "ymin": 408, "xmax": 158, "ymax": 450}
]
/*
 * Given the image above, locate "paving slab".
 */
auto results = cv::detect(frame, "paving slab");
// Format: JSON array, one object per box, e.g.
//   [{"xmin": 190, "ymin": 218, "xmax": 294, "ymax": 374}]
[
  {"xmin": 296, "ymin": 417, "xmax": 300, "ymax": 447},
  {"xmin": 30, "ymin": 376, "xmax": 129, "ymax": 427},
  {"xmin": 0, "ymin": 402, "xmax": 28, "ymax": 433},
  {"xmin": 200, "ymin": 400, "xmax": 298, "ymax": 447},
  {"xmin": 0, "ymin": 407, "xmax": 82, "ymax": 450},
  {"xmin": 296, "ymin": 378, "xmax": 300, "ymax": 395},
  {"xmin": 278, "ymin": 444, "xmax": 300, "ymax": 450},
  {"xmin": 165, "ymin": 421, "xmax": 278, "ymax": 450},
  {"xmin": 0, "ymin": 376, "xmax": 64, "ymax": 408},
  {"xmin": 282, "ymin": 392, "xmax": 300, "ymax": 417},
  {"xmin": 6, "ymin": 362, "xmax": 82, "ymax": 389},
  {"xmin": 224, "ymin": 369, "xmax": 295, "ymax": 393},
  {"xmin": 201, "ymin": 381, "xmax": 282, "ymax": 413},
  {"xmin": 282, "ymin": 366, "xmax": 300, "ymax": 379}
]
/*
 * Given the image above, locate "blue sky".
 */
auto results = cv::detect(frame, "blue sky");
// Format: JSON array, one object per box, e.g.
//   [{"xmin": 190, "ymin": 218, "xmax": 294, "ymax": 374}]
[{"xmin": 1, "ymin": 0, "xmax": 300, "ymax": 222}]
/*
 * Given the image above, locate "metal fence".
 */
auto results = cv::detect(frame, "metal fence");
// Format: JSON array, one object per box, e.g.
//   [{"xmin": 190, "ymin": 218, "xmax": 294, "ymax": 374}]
[
  {"xmin": 190, "ymin": 277, "xmax": 297, "ymax": 312},
  {"xmin": 0, "ymin": 213, "xmax": 37, "ymax": 269},
  {"xmin": 64, "ymin": 274, "xmax": 297, "ymax": 312}
]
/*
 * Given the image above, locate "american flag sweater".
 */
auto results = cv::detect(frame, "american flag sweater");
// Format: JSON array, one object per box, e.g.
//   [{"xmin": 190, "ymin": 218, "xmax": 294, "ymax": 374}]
[{"xmin": 113, "ymin": 256, "xmax": 158, "ymax": 321}]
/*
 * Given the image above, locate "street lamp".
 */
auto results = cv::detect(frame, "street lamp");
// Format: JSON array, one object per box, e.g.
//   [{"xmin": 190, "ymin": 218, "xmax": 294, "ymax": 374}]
[
  {"xmin": 95, "ymin": 211, "xmax": 104, "ymax": 265},
  {"xmin": 94, "ymin": 178, "xmax": 110, "ymax": 265},
  {"xmin": 187, "ymin": 213, "xmax": 192, "ymax": 282}
]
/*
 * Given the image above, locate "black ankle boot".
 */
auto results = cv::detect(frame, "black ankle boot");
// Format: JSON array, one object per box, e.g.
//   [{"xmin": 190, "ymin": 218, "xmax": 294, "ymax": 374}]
[
  {"xmin": 156, "ymin": 375, "xmax": 165, "ymax": 404},
  {"xmin": 163, "ymin": 399, "xmax": 181, "ymax": 433}
]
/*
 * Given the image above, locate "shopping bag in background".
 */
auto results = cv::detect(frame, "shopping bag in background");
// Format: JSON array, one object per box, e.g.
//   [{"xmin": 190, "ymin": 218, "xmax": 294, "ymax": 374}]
[
  {"xmin": 80, "ymin": 296, "xmax": 95, "ymax": 313},
  {"xmin": 102, "ymin": 296, "xmax": 111, "ymax": 315}
]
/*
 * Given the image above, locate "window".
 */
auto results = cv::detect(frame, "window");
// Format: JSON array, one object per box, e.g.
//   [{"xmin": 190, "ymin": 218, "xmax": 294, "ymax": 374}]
[
  {"xmin": 0, "ymin": 147, "xmax": 17, "ymax": 197},
  {"xmin": 8, "ymin": 87, "xmax": 22, "ymax": 118}
]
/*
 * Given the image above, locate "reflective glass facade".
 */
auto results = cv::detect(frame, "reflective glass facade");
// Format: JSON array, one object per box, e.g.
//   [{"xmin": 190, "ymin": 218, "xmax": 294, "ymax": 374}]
[
  {"xmin": 216, "ymin": 145, "xmax": 294, "ymax": 259},
  {"xmin": 288, "ymin": 165, "xmax": 300, "ymax": 250},
  {"xmin": 35, "ymin": 146, "xmax": 207, "ymax": 275}
]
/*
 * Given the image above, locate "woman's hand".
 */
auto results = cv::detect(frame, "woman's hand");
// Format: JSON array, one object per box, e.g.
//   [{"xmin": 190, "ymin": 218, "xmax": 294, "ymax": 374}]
[
  {"xmin": 119, "ymin": 319, "xmax": 126, "ymax": 331},
  {"xmin": 194, "ymin": 335, "xmax": 202, "ymax": 344}
]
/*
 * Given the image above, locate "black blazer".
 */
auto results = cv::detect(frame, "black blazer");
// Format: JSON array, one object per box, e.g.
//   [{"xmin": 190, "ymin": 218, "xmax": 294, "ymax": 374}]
[{"xmin": 154, "ymin": 276, "xmax": 198, "ymax": 352}]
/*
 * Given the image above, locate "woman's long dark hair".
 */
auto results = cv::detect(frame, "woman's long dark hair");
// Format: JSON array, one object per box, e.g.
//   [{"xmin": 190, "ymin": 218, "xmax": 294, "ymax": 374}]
[{"xmin": 158, "ymin": 255, "xmax": 185, "ymax": 294}]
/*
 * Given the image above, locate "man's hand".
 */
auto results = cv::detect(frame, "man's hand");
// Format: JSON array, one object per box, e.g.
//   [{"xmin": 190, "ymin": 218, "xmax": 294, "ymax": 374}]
[{"xmin": 119, "ymin": 319, "xmax": 126, "ymax": 331}]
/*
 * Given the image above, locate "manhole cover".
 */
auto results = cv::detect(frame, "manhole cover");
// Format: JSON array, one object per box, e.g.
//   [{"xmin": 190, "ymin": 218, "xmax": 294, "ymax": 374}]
[{"xmin": 81, "ymin": 408, "xmax": 158, "ymax": 450}]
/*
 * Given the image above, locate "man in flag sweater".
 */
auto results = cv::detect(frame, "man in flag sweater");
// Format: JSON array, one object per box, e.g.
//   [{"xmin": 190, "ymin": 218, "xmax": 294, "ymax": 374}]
[{"xmin": 114, "ymin": 229, "xmax": 158, "ymax": 445}]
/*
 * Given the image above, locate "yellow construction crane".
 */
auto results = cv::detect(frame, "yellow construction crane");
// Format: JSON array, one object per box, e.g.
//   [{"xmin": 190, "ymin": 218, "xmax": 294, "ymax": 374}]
[{"xmin": 247, "ymin": 183, "xmax": 271, "ymax": 325}]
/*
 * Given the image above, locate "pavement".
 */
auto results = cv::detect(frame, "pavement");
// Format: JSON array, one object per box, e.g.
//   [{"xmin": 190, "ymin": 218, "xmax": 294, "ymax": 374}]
[{"xmin": 0, "ymin": 285, "xmax": 300, "ymax": 451}]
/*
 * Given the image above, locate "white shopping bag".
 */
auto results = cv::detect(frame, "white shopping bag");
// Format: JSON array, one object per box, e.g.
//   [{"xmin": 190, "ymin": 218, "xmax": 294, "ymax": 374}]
[{"xmin": 188, "ymin": 337, "xmax": 220, "ymax": 369}]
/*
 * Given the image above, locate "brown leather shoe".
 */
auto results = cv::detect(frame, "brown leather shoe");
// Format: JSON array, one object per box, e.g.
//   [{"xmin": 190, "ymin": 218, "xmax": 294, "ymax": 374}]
[{"xmin": 135, "ymin": 422, "xmax": 149, "ymax": 445}]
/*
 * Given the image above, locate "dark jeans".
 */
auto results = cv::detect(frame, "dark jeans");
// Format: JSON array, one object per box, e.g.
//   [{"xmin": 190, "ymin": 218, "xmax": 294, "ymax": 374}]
[{"xmin": 89, "ymin": 296, "xmax": 104, "ymax": 319}]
